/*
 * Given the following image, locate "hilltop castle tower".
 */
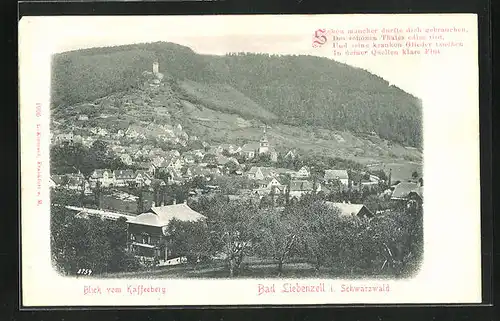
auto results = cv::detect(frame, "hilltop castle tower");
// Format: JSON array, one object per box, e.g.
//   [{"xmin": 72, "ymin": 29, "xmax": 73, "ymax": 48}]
[{"xmin": 153, "ymin": 61, "xmax": 159, "ymax": 75}]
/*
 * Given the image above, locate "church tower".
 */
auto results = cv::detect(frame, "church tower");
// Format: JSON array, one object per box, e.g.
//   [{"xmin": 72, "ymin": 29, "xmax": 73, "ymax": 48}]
[{"xmin": 259, "ymin": 126, "xmax": 269, "ymax": 154}]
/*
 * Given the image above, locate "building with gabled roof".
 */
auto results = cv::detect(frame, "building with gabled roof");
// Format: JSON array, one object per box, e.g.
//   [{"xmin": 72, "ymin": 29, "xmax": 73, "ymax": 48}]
[
  {"xmin": 288, "ymin": 179, "xmax": 319, "ymax": 198},
  {"xmin": 324, "ymin": 169, "xmax": 350, "ymax": 187},
  {"xmin": 127, "ymin": 202, "xmax": 207, "ymax": 264},
  {"xmin": 325, "ymin": 202, "xmax": 374, "ymax": 218},
  {"xmin": 391, "ymin": 182, "xmax": 421, "ymax": 200},
  {"xmin": 89, "ymin": 169, "xmax": 114, "ymax": 187},
  {"xmin": 293, "ymin": 166, "xmax": 310, "ymax": 178},
  {"xmin": 241, "ymin": 143, "xmax": 259, "ymax": 159}
]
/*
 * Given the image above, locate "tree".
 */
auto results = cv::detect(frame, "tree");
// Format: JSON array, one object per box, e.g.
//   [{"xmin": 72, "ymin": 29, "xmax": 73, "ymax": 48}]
[
  {"xmin": 289, "ymin": 200, "xmax": 343, "ymax": 272},
  {"xmin": 136, "ymin": 187, "xmax": 144, "ymax": 213},
  {"xmin": 51, "ymin": 206, "xmax": 141, "ymax": 276},
  {"xmin": 412, "ymin": 171, "xmax": 419, "ymax": 179},
  {"xmin": 202, "ymin": 198, "xmax": 261, "ymax": 277},
  {"xmin": 253, "ymin": 208, "xmax": 302, "ymax": 276},
  {"xmin": 50, "ymin": 142, "xmax": 93, "ymax": 177},
  {"xmin": 165, "ymin": 219, "xmax": 213, "ymax": 265},
  {"xmin": 93, "ymin": 180, "xmax": 103, "ymax": 209}
]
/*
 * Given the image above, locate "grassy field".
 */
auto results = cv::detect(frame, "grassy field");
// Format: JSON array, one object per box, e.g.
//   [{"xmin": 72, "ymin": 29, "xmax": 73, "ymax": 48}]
[
  {"xmin": 367, "ymin": 161, "xmax": 423, "ymax": 183},
  {"xmin": 99, "ymin": 256, "xmax": 404, "ymax": 280}
]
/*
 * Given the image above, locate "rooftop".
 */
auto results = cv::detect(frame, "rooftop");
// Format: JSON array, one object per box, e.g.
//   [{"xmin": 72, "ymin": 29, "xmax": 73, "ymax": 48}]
[
  {"xmin": 325, "ymin": 202, "xmax": 373, "ymax": 218},
  {"xmin": 324, "ymin": 170, "xmax": 349, "ymax": 180},
  {"xmin": 132, "ymin": 203, "xmax": 207, "ymax": 227}
]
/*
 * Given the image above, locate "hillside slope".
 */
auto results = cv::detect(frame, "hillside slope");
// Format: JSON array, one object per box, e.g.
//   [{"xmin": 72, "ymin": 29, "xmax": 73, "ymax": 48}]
[{"xmin": 51, "ymin": 41, "xmax": 422, "ymax": 148}]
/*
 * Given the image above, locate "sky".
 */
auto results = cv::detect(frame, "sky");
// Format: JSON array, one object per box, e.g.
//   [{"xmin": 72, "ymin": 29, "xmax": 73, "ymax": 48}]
[{"xmin": 21, "ymin": 14, "xmax": 476, "ymax": 100}]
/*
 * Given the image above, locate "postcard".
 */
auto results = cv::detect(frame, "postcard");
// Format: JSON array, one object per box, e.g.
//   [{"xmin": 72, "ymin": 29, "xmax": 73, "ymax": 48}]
[{"xmin": 19, "ymin": 14, "xmax": 481, "ymax": 307}]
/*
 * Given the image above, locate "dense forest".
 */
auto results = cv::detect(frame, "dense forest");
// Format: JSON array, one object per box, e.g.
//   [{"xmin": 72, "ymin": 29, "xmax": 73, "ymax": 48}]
[{"xmin": 51, "ymin": 42, "xmax": 422, "ymax": 147}]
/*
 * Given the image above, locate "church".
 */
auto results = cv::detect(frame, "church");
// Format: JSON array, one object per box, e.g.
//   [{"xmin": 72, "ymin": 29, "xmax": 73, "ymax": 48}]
[
  {"xmin": 241, "ymin": 126, "xmax": 278, "ymax": 161},
  {"xmin": 257, "ymin": 126, "xmax": 278, "ymax": 162}
]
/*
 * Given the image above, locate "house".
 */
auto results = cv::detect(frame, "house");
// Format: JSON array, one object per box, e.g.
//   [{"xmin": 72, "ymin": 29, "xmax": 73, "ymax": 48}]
[
  {"xmin": 294, "ymin": 166, "xmax": 310, "ymax": 178},
  {"xmin": 241, "ymin": 143, "xmax": 258, "ymax": 159},
  {"xmin": 267, "ymin": 148, "xmax": 278, "ymax": 162},
  {"xmin": 113, "ymin": 170, "xmax": 136, "ymax": 186},
  {"xmin": 156, "ymin": 157, "xmax": 183, "ymax": 172},
  {"xmin": 391, "ymin": 182, "xmax": 423, "ymax": 210},
  {"xmin": 135, "ymin": 162, "xmax": 154, "ymax": 174},
  {"xmin": 182, "ymin": 167, "xmax": 193, "ymax": 179},
  {"xmin": 391, "ymin": 182, "xmax": 421, "ymax": 201},
  {"xmin": 166, "ymin": 170, "xmax": 185, "ymax": 185},
  {"xmin": 275, "ymin": 168, "xmax": 295, "ymax": 176},
  {"xmin": 325, "ymin": 202, "xmax": 374, "ymax": 219},
  {"xmin": 82, "ymin": 137, "xmax": 95, "ymax": 148},
  {"xmin": 254, "ymin": 177, "xmax": 285, "ymax": 194},
  {"xmin": 216, "ymin": 155, "xmax": 239, "ymax": 167},
  {"xmin": 218, "ymin": 144, "xmax": 242, "ymax": 155},
  {"xmin": 207, "ymin": 146, "xmax": 219, "ymax": 155},
  {"xmin": 72, "ymin": 135, "xmax": 83, "ymax": 144},
  {"xmin": 134, "ymin": 170, "xmax": 152, "ymax": 187},
  {"xmin": 90, "ymin": 169, "xmax": 115, "ymax": 187},
  {"xmin": 66, "ymin": 174, "xmax": 88, "ymax": 191},
  {"xmin": 192, "ymin": 150, "xmax": 205, "ymax": 159},
  {"xmin": 247, "ymin": 166, "xmax": 277, "ymax": 180},
  {"xmin": 49, "ymin": 176, "xmax": 58, "ymax": 188},
  {"xmin": 96, "ymin": 128, "xmax": 109, "ymax": 137},
  {"xmin": 55, "ymin": 133, "xmax": 74, "ymax": 143},
  {"xmin": 66, "ymin": 206, "xmax": 136, "ymax": 222},
  {"xmin": 51, "ymin": 173, "xmax": 89, "ymax": 192},
  {"xmin": 167, "ymin": 150, "xmax": 181, "ymax": 158},
  {"xmin": 190, "ymin": 166, "xmax": 210, "ymax": 179},
  {"xmin": 361, "ymin": 181, "xmax": 379, "ymax": 189},
  {"xmin": 288, "ymin": 180, "xmax": 316, "ymax": 198},
  {"xmin": 78, "ymin": 115, "xmax": 89, "ymax": 121},
  {"xmin": 127, "ymin": 203, "xmax": 207, "ymax": 264},
  {"xmin": 150, "ymin": 179, "xmax": 167, "ymax": 189},
  {"xmin": 324, "ymin": 170, "xmax": 350, "ymax": 187},
  {"xmin": 111, "ymin": 145, "xmax": 126, "ymax": 154},
  {"xmin": 125, "ymin": 126, "xmax": 146, "ymax": 139},
  {"xmin": 119, "ymin": 153, "xmax": 134, "ymax": 166},
  {"xmin": 182, "ymin": 153, "xmax": 196, "ymax": 165},
  {"xmin": 284, "ymin": 149, "xmax": 297, "ymax": 160},
  {"xmin": 133, "ymin": 150, "xmax": 145, "ymax": 160},
  {"xmin": 152, "ymin": 156, "xmax": 166, "ymax": 168}
]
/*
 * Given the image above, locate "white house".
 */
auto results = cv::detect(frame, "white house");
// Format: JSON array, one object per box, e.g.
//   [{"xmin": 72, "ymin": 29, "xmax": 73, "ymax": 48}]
[
  {"xmin": 324, "ymin": 170, "xmax": 349, "ymax": 187},
  {"xmin": 120, "ymin": 153, "xmax": 134, "ymax": 166},
  {"xmin": 294, "ymin": 166, "xmax": 310, "ymax": 178},
  {"xmin": 89, "ymin": 169, "xmax": 115, "ymax": 187}
]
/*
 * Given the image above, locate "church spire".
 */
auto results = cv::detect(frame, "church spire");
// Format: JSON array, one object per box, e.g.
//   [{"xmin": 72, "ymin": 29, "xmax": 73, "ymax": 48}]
[{"xmin": 259, "ymin": 125, "xmax": 269, "ymax": 153}]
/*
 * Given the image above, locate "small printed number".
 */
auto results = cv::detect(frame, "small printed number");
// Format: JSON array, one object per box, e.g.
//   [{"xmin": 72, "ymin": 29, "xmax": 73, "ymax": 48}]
[{"xmin": 77, "ymin": 268, "xmax": 93, "ymax": 275}]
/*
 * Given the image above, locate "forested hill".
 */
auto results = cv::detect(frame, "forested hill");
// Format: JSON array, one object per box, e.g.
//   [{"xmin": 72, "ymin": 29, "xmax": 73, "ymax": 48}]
[{"xmin": 51, "ymin": 41, "xmax": 422, "ymax": 147}]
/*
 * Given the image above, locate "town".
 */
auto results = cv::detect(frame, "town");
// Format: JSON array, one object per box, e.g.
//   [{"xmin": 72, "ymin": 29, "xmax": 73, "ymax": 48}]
[{"xmin": 50, "ymin": 61, "xmax": 424, "ymax": 279}]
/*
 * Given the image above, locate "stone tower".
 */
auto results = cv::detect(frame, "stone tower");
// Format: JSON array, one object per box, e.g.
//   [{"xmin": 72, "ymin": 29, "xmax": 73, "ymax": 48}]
[{"xmin": 153, "ymin": 61, "xmax": 159, "ymax": 74}]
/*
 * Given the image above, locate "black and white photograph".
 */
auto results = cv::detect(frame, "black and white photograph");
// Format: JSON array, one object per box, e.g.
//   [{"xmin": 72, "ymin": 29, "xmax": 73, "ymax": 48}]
[{"xmin": 20, "ymin": 15, "xmax": 481, "ymax": 306}]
